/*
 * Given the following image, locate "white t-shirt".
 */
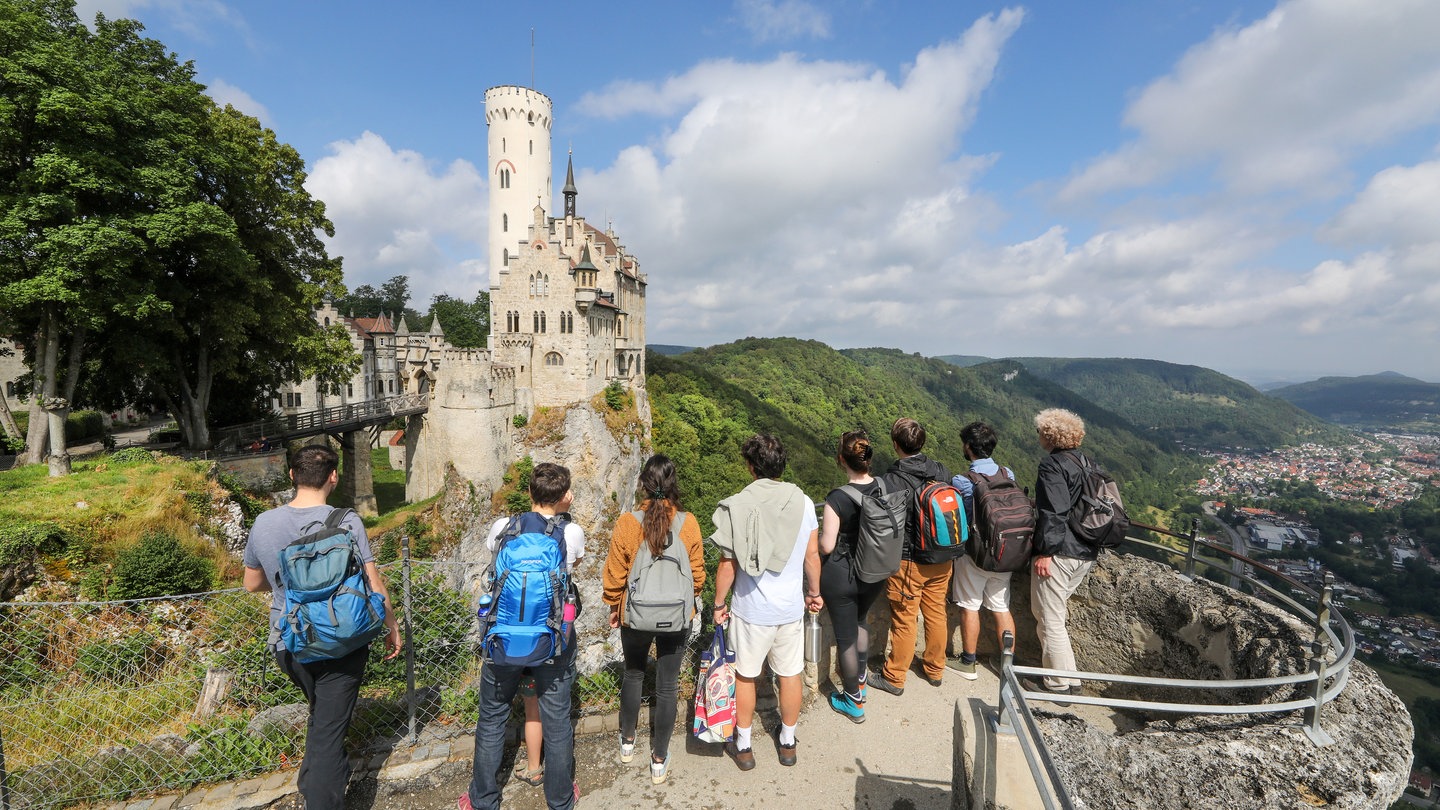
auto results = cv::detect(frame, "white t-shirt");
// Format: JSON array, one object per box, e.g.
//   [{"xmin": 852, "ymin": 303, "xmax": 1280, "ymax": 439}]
[
  {"xmin": 485, "ymin": 514, "xmax": 586, "ymax": 566},
  {"xmin": 731, "ymin": 497, "xmax": 818, "ymax": 626}
]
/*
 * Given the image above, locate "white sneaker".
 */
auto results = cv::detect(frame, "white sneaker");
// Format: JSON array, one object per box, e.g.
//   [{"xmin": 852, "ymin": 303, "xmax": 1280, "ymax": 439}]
[
  {"xmin": 619, "ymin": 735, "xmax": 635, "ymax": 764},
  {"xmin": 650, "ymin": 755, "xmax": 670, "ymax": 784}
]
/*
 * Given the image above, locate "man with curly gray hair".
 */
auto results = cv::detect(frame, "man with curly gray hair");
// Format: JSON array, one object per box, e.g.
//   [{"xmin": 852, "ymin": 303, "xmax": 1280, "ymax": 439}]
[{"xmin": 1027, "ymin": 408, "xmax": 1097, "ymax": 703}]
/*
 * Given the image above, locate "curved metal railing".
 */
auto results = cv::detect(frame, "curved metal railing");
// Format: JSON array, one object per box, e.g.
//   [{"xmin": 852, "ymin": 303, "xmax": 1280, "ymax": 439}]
[{"xmin": 995, "ymin": 517, "xmax": 1356, "ymax": 809}]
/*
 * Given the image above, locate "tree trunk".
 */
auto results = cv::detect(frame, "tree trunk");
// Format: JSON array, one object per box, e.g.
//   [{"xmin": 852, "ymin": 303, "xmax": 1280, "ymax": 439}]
[
  {"xmin": 22, "ymin": 327, "xmax": 48, "ymax": 465},
  {"xmin": 170, "ymin": 342, "xmax": 213, "ymax": 451},
  {"xmin": 40, "ymin": 311, "xmax": 71, "ymax": 477},
  {"xmin": 0, "ymin": 389, "xmax": 20, "ymax": 444}
]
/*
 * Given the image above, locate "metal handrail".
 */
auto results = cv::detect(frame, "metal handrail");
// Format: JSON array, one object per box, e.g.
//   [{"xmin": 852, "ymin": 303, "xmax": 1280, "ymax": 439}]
[
  {"xmin": 995, "ymin": 517, "xmax": 1356, "ymax": 807},
  {"xmin": 213, "ymin": 392, "xmax": 430, "ymax": 452}
]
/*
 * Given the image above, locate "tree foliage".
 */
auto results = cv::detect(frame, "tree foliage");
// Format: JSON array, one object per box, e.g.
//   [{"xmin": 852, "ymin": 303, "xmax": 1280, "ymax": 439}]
[
  {"xmin": 426, "ymin": 291, "xmax": 489, "ymax": 348},
  {"xmin": 335, "ymin": 275, "xmax": 411, "ymax": 321}
]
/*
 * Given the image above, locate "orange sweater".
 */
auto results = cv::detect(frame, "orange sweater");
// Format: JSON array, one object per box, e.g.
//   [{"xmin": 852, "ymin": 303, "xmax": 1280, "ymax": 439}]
[{"xmin": 602, "ymin": 501, "xmax": 707, "ymax": 616}]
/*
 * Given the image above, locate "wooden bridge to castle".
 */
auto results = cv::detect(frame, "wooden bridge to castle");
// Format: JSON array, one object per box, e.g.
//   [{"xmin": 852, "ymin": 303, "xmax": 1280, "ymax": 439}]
[{"xmin": 214, "ymin": 392, "xmax": 430, "ymax": 516}]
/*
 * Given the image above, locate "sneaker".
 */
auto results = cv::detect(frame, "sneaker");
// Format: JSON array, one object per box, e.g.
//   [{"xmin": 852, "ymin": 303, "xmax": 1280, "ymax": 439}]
[
  {"xmin": 650, "ymin": 755, "xmax": 670, "ymax": 784},
  {"xmin": 1021, "ymin": 678, "xmax": 1076, "ymax": 708},
  {"xmin": 619, "ymin": 734, "xmax": 635, "ymax": 764},
  {"xmin": 829, "ymin": 690, "xmax": 866, "ymax": 724},
  {"xmin": 868, "ymin": 674, "xmax": 904, "ymax": 696},
  {"xmin": 725, "ymin": 739, "xmax": 756, "ymax": 771},
  {"xmin": 947, "ymin": 656, "xmax": 979, "ymax": 680},
  {"xmin": 919, "ymin": 672, "xmax": 942, "ymax": 687},
  {"xmin": 857, "ymin": 678, "xmax": 867, "ymax": 703}
]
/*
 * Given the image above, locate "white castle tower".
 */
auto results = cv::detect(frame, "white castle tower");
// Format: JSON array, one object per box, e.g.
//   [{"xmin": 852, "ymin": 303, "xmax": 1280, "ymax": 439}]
[{"xmin": 484, "ymin": 86, "xmax": 553, "ymax": 275}]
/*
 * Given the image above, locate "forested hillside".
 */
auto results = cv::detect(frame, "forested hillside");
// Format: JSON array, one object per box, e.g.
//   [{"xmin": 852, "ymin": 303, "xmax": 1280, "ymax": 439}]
[
  {"xmin": 1009, "ymin": 357, "xmax": 1348, "ymax": 450},
  {"xmin": 647, "ymin": 339, "xmax": 1202, "ymax": 535},
  {"xmin": 1270, "ymin": 372, "xmax": 1440, "ymax": 435}
]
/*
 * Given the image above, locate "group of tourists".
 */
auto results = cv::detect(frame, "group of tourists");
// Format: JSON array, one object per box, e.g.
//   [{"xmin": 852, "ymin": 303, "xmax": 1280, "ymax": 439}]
[{"xmin": 243, "ymin": 406, "xmax": 1107, "ymax": 810}]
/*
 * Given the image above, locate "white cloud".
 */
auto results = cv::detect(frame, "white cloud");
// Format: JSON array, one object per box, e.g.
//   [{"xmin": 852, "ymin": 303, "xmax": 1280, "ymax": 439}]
[
  {"xmin": 735, "ymin": 0, "xmax": 831, "ymax": 43},
  {"xmin": 1323, "ymin": 158, "xmax": 1440, "ymax": 249},
  {"xmin": 204, "ymin": 78, "xmax": 271, "ymax": 126},
  {"xmin": 574, "ymin": 11, "xmax": 1024, "ymax": 347},
  {"xmin": 73, "ymin": 0, "xmax": 246, "ymax": 41},
  {"xmin": 306, "ymin": 132, "xmax": 488, "ymax": 308},
  {"xmin": 1061, "ymin": 0, "xmax": 1440, "ymax": 201}
]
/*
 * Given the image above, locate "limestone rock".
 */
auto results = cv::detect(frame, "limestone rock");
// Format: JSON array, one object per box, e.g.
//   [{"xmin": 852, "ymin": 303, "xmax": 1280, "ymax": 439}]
[{"xmin": 1027, "ymin": 553, "xmax": 1411, "ymax": 809}]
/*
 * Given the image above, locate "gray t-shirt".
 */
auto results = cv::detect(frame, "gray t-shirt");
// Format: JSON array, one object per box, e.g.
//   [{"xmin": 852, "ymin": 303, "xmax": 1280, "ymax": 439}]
[{"xmin": 243, "ymin": 504, "xmax": 374, "ymax": 649}]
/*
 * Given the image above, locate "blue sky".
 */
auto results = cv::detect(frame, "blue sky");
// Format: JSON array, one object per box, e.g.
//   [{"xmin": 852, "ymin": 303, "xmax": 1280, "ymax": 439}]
[{"xmin": 75, "ymin": 0, "xmax": 1440, "ymax": 384}]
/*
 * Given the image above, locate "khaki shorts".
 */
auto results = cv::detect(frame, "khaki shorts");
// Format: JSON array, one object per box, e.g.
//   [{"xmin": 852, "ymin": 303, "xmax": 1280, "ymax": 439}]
[
  {"xmin": 730, "ymin": 614, "xmax": 804, "ymax": 679},
  {"xmin": 951, "ymin": 555, "xmax": 1013, "ymax": 613}
]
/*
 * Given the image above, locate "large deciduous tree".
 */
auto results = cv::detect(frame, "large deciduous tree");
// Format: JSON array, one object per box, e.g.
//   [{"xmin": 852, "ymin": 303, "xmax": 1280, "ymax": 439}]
[
  {"xmin": 1, "ymin": 0, "xmax": 357, "ymax": 465},
  {"xmin": 0, "ymin": 1, "xmax": 204, "ymax": 473},
  {"xmin": 427, "ymin": 291, "xmax": 490, "ymax": 348}
]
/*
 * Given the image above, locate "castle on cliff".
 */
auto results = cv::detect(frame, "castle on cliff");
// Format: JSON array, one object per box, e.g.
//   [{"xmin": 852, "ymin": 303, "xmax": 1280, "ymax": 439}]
[{"xmin": 274, "ymin": 85, "xmax": 648, "ymax": 501}]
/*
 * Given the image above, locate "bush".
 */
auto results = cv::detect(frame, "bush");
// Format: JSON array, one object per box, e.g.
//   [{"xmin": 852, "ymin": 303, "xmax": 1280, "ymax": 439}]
[
  {"xmin": 512, "ymin": 413, "xmax": 528, "ymax": 428},
  {"xmin": 65, "ymin": 410, "xmax": 105, "ymax": 443},
  {"xmin": 0, "ymin": 520, "xmax": 70, "ymax": 567},
  {"xmin": 110, "ymin": 531, "xmax": 216, "ymax": 599},
  {"xmin": 1, "ymin": 433, "xmax": 22, "ymax": 454},
  {"xmin": 108, "ymin": 447, "xmax": 154, "ymax": 465},
  {"xmin": 604, "ymin": 380, "xmax": 627, "ymax": 411}
]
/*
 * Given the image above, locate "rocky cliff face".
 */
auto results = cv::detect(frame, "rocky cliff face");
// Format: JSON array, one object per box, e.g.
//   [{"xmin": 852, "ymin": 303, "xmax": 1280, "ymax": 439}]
[
  {"xmin": 435, "ymin": 398, "xmax": 650, "ymax": 675},
  {"xmin": 1023, "ymin": 553, "xmax": 1412, "ymax": 809}
]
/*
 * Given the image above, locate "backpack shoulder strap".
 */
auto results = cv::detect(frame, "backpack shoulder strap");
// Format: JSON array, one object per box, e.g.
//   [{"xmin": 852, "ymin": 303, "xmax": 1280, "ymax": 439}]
[{"xmin": 838, "ymin": 484, "xmax": 864, "ymax": 506}]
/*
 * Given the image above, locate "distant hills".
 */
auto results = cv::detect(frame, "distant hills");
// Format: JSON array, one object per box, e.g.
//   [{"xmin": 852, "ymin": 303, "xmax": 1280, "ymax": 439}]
[
  {"xmin": 1269, "ymin": 372, "xmax": 1440, "ymax": 435},
  {"xmin": 648, "ymin": 344, "xmax": 698, "ymax": 356},
  {"xmin": 646, "ymin": 338, "xmax": 1201, "ymax": 531},
  {"xmin": 1009, "ymin": 357, "xmax": 1350, "ymax": 450}
]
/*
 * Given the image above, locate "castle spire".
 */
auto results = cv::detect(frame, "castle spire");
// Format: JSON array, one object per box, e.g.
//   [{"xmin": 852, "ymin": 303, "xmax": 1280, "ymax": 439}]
[{"xmin": 563, "ymin": 149, "xmax": 577, "ymax": 219}]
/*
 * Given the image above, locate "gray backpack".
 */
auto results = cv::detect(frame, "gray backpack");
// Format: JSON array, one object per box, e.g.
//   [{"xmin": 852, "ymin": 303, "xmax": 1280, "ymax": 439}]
[
  {"xmin": 623, "ymin": 510, "xmax": 696, "ymax": 633},
  {"xmin": 839, "ymin": 479, "xmax": 908, "ymax": 583}
]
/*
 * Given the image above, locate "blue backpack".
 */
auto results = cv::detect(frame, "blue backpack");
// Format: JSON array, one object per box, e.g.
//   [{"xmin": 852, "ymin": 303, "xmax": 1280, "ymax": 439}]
[
  {"xmin": 479, "ymin": 512, "xmax": 572, "ymax": 666},
  {"xmin": 276, "ymin": 508, "xmax": 387, "ymax": 663}
]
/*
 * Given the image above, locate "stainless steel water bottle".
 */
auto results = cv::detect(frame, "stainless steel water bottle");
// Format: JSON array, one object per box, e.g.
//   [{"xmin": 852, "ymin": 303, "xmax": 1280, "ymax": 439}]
[{"xmin": 804, "ymin": 609, "xmax": 822, "ymax": 663}]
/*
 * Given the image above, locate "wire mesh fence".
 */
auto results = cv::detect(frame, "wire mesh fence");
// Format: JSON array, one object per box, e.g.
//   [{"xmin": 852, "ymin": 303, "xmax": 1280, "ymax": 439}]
[{"xmin": 0, "ymin": 550, "xmax": 701, "ymax": 809}]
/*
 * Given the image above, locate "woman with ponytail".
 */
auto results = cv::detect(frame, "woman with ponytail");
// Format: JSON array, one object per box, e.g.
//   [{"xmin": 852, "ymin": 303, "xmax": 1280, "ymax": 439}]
[
  {"xmin": 817, "ymin": 430, "xmax": 888, "ymax": 723},
  {"xmin": 601, "ymin": 454, "xmax": 706, "ymax": 785}
]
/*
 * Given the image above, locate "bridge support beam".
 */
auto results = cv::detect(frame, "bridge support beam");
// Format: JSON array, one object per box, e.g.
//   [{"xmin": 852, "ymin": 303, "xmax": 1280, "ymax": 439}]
[{"xmin": 339, "ymin": 429, "xmax": 378, "ymax": 517}]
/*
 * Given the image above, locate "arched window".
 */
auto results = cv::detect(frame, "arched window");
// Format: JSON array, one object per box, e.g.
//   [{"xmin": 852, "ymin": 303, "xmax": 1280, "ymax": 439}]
[
  {"xmin": 540, "ymin": 311, "xmax": 547, "ymax": 333},
  {"xmin": 323, "ymin": 317, "xmax": 330, "ymax": 326},
  {"xmin": 503, "ymin": 213, "xmax": 508, "ymax": 232},
  {"xmin": 533, "ymin": 311, "xmax": 540, "ymax": 333},
  {"xmin": 502, "ymin": 137, "xmax": 506, "ymax": 152},
  {"xmin": 529, "ymin": 274, "xmax": 536, "ymax": 297},
  {"xmin": 500, "ymin": 168, "xmax": 510, "ymax": 189},
  {"xmin": 544, "ymin": 352, "xmax": 563, "ymax": 366},
  {"xmin": 529, "ymin": 140, "xmax": 534, "ymax": 155},
  {"xmin": 503, "ymin": 248, "xmax": 509, "ymax": 266}
]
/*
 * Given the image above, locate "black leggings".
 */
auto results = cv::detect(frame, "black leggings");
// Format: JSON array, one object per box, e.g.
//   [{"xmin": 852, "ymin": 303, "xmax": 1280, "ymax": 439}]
[
  {"xmin": 619, "ymin": 626, "xmax": 687, "ymax": 760},
  {"xmin": 820, "ymin": 554, "xmax": 887, "ymax": 695}
]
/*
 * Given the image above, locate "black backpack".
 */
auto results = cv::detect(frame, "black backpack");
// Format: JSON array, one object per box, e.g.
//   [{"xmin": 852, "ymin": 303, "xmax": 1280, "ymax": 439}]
[
  {"xmin": 1065, "ymin": 452, "xmax": 1130, "ymax": 550},
  {"xmin": 963, "ymin": 468, "xmax": 1036, "ymax": 572},
  {"xmin": 837, "ymin": 479, "xmax": 908, "ymax": 583}
]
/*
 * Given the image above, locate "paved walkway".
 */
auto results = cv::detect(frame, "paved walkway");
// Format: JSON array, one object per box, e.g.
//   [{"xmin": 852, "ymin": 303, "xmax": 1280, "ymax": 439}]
[{"xmin": 96, "ymin": 660, "xmax": 1032, "ymax": 810}]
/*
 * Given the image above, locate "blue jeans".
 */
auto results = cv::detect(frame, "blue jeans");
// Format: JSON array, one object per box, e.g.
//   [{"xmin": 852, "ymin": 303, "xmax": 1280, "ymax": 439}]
[{"xmin": 468, "ymin": 644, "xmax": 576, "ymax": 810}]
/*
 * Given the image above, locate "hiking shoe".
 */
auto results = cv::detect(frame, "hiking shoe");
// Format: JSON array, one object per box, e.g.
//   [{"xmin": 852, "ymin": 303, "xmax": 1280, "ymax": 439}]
[
  {"xmin": 619, "ymin": 734, "xmax": 635, "ymax": 764},
  {"xmin": 868, "ymin": 675, "xmax": 904, "ymax": 696},
  {"xmin": 948, "ymin": 656, "xmax": 979, "ymax": 680},
  {"xmin": 1021, "ymin": 678, "xmax": 1076, "ymax": 708},
  {"xmin": 775, "ymin": 731, "xmax": 797, "ymax": 767},
  {"xmin": 650, "ymin": 755, "xmax": 670, "ymax": 784},
  {"xmin": 725, "ymin": 739, "xmax": 756, "ymax": 771},
  {"xmin": 829, "ymin": 690, "xmax": 866, "ymax": 723}
]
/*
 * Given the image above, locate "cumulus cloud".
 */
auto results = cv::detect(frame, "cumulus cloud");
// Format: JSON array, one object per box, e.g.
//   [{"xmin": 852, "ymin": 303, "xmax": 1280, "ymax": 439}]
[
  {"xmin": 1323, "ymin": 159, "xmax": 1440, "ymax": 250},
  {"xmin": 1061, "ymin": 0, "xmax": 1440, "ymax": 201},
  {"xmin": 204, "ymin": 78, "xmax": 272, "ymax": 126},
  {"xmin": 306, "ymin": 132, "xmax": 488, "ymax": 307},
  {"xmin": 574, "ymin": 11, "xmax": 1024, "ymax": 347},
  {"xmin": 735, "ymin": 0, "xmax": 831, "ymax": 42},
  {"xmin": 73, "ymin": 0, "xmax": 246, "ymax": 41}
]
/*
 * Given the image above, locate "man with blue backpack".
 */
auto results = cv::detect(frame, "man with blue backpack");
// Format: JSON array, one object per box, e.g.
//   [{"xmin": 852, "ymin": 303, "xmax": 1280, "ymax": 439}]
[
  {"xmin": 462, "ymin": 462, "xmax": 585, "ymax": 810},
  {"xmin": 243, "ymin": 444, "xmax": 402, "ymax": 810}
]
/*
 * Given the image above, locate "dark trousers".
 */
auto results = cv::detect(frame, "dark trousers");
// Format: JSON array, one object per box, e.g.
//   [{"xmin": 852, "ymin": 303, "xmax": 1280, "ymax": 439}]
[
  {"xmin": 275, "ymin": 646, "xmax": 369, "ymax": 810},
  {"xmin": 820, "ymin": 554, "xmax": 887, "ymax": 694},
  {"xmin": 618, "ymin": 627, "xmax": 687, "ymax": 761},
  {"xmin": 468, "ymin": 644, "xmax": 577, "ymax": 810}
]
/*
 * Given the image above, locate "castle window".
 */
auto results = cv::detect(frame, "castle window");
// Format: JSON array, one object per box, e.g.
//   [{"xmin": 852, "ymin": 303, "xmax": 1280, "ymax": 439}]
[
  {"xmin": 529, "ymin": 140, "xmax": 534, "ymax": 155},
  {"xmin": 503, "ymin": 213, "xmax": 508, "ymax": 233},
  {"xmin": 540, "ymin": 311, "xmax": 547, "ymax": 333},
  {"xmin": 347, "ymin": 384, "xmax": 353, "ymax": 398},
  {"xmin": 529, "ymin": 274, "xmax": 536, "ymax": 297},
  {"xmin": 502, "ymin": 137, "xmax": 506, "ymax": 152},
  {"xmin": 533, "ymin": 311, "xmax": 540, "ymax": 333},
  {"xmin": 323, "ymin": 317, "xmax": 330, "ymax": 327},
  {"xmin": 499, "ymin": 168, "xmax": 510, "ymax": 189},
  {"xmin": 544, "ymin": 352, "xmax": 563, "ymax": 367},
  {"xmin": 388, "ymin": 379, "xmax": 394, "ymax": 393}
]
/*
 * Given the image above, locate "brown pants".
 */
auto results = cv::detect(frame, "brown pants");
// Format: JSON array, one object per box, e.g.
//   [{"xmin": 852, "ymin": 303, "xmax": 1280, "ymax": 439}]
[{"xmin": 882, "ymin": 559, "xmax": 953, "ymax": 685}]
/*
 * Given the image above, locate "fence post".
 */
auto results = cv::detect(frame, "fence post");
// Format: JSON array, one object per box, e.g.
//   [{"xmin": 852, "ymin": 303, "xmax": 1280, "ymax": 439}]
[
  {"xmin": 1184, "ymin": 517, "xmax": 1200, "ymax": 580},
  {"xmin": 1, "ymin": 719, "xmax": 10, "ymax": 810},
  {"xmin": 995, "ymin": 630, "xmax": 1016, "ymax": 736},
  {"xmin": 1303, "ymin": 572, "xmax": 1335, "ymax": 746},
  {"xmin": 402, "ymin": 534, "xmax": 418, "ymax": 743}
]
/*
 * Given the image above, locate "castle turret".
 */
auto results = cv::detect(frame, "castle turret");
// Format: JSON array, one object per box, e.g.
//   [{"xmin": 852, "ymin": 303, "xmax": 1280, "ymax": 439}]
[
  {"xmin": 563, "ymin": 151, "xmax": 577, "ymax": 219},
  {"xmin": 484, "ymin": 86, "xmax": 553, "ymax": 277}
]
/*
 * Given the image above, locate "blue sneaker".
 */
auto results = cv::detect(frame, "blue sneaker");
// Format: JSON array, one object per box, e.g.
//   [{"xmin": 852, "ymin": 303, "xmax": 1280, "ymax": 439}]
[{"xmin": 829, "ymin": 690, "xmax": 866, "ymax": 724}]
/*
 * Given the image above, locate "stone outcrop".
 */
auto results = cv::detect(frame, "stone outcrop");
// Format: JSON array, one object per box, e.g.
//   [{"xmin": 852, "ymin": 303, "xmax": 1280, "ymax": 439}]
[
  {"xmin": 1017, "ymin": 553, "xmax": 1411, "ymax": 809},
  {"xmin": 440, "ymin": 398, "xmax": 649, "ymax": 676}
]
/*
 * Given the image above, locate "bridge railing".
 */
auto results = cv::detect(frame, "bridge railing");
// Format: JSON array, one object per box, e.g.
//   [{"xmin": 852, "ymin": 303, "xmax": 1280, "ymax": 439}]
[
  {"xmin": 993, "ymin": 518, "xmax": 1356, "ymax": 809},
  {"xmin": 214, "ymin": 392, "xmax": 430, "ymax": 453}
]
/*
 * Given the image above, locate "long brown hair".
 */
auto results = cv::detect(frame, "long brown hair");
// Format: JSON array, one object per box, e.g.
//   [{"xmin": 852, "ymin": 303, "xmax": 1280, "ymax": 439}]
[{"xmin": 638, "ymin": 454, "xmax": 682, "ymax": 558}]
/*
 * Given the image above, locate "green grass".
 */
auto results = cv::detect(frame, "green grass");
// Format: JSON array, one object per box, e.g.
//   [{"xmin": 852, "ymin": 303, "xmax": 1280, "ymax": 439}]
[
  {"xmin": 370, "ymin": 447, "xmax": 407, "ymax": 514},
  {"xmin": 1368, "ymin": 658, "xmax": 1440, "ymax": 708}
]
